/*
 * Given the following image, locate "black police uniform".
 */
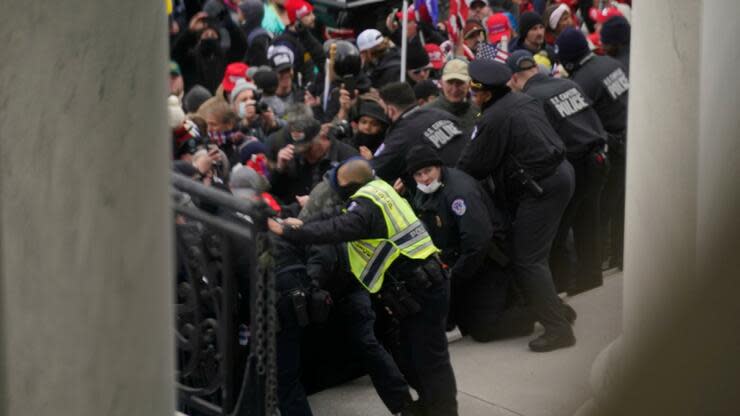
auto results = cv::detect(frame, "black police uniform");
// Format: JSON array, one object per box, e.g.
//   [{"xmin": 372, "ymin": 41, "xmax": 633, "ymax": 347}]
[
  {"xmin": 457, "ymin": 60, "xmax": 576, "ymax": 348},
  {"xmin": 281, "ymin": 195, "xmax": 458, "ymax": 415},
  {"xmin": 270, "ymin": 235, "xmax": 315, "ymax": 416},
  {"xmin": 523, "ymin": 73, "xmax": 610, "ymax": 292},
  {"xmin": 305, "ymin": 242, "xmax": 415, "ymax": 413},
  {"xmin": 569, "ymin": 53, "xmax": 629, "ymax": 269},
  {"xmin": 372, "ymin": 106, "xmax": 465, "ymax": 184},
  {"xmin": 412, "ymin": 167, "xmax": 535, "ymax": 341}
]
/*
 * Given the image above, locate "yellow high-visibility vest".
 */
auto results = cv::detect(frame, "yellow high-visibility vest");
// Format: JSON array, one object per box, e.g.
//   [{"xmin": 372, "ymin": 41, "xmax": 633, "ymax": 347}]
[{"xmin": 346, "ymin": 179, "xmax": 438, "ymax": 293}]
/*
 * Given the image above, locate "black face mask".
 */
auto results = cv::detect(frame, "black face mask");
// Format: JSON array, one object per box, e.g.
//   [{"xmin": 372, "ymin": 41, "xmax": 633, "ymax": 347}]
[
  {"xmin": 353, "ymin": 131, "xmax": 385, "ymax": 153},
  {"xmin": 337, "ymin": 182, "xmax": 363, "ymax": 201},
  {"xmin": 198, "ymin": 38, "xmax": 221, "ymax": 56}
]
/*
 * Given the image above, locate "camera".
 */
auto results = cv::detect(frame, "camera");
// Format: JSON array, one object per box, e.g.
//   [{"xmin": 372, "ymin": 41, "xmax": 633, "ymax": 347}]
[
  {"xmin": 328, "ymin": 120, "xmax": 353, "ymax": 141},
  {"xmin": 255, "ymin": 102, "xmax": 270, "ymax": 114}
]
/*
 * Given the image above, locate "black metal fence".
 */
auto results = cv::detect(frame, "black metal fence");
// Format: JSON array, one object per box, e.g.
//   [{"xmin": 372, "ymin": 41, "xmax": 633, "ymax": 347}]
[{"xmin": 172, "ymin": 173, "xmax": 278, "ymax": 416}]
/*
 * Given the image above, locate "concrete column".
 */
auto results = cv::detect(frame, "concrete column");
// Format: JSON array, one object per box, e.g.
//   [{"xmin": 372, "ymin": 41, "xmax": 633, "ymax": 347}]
[
  {"xmin": 577, "ymin": 0, "xmax": 740, "ymax": 414},
  {"xmin": 0, "ymin": 2, "xmax": 174, "ymax": 415}
]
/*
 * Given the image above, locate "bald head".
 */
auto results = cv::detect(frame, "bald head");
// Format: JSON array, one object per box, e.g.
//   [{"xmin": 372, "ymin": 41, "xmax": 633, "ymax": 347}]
[{"xmin": 337, "ymin": 158, "xmax": 374, "ymax": 187}]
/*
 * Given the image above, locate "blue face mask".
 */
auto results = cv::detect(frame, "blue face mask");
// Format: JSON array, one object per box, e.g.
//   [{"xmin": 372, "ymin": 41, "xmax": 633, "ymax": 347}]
[{"xmin": 238, "ymin": 101, "xmax": 247, "ymax": 119}]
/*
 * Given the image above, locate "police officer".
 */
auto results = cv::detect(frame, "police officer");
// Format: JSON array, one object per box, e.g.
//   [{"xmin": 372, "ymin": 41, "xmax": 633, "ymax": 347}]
[
  {"xmin": 600, "ymin": 16, "xmax": 631, "ymax": 75},
  {"xmin": 556, "ymin": 27, "xmax": 629, "ymax": 270},
  {"xmin": 373, "ymin": 82, "xmax": 466, "ymax": 185},
  {"xmin": 507, "ymin": 50, "xmax": 610, "ymax": 294},
  {"xmin": 457, "ymin": 59, "xmax": 576, "ymax": 352},
  {"xmin": 406, "ymin": 145, "xmax": 537, "ymax": 342},
  {"xmin": 268, "ymin": 158, "xmax": 458, "ymax": 415},
  {"xmin": 268, "ymin": 233, "xmax": 316, "ymax": 416},
  {"xmin": 298, "ymin": 180, "xmax": 416, "ymax": 415}
]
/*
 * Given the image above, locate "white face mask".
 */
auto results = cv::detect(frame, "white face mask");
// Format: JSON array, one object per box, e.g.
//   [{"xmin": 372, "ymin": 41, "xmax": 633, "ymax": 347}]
[
  {"xmin": 238, "ymin": 101, "xmax": 247, "ymax": 119},
  {"xmin": 417, "ymin": 180, "xmax": 442, "ymax": 194}
]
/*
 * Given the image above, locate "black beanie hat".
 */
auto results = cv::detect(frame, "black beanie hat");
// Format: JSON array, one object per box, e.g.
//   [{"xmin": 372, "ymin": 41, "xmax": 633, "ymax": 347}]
[
  {"xmin": 555, "ymin": 27, "xmax": 590, "ymax": 64},
  {"xmin": 406, "ymin": 41, "xmax": 431, "ymax": 70},
  {"xmin": 518, "ymin": 12, "xmax": 544, "ymax": 40},
  {"xmin": 354, "ymin": 100, "xmax": 390, "ymax": 125},
  {"xmin": 405, "ymin": 144, "xmax": 443, "ymax": 175},
  {"xmin": 600, "ymin": 16, "xmax": 631, "ymax": 46}
]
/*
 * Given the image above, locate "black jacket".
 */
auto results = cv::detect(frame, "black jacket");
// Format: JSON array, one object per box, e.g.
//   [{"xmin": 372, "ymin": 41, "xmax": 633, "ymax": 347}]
[
  {"xmin": 273, "ymin": 28, "xmax": 326, "ymax": 86},
  {"xmin": 243, "ymin": 27, "xmax": 271, "ymax": 67},
  {"xmin": 569, "ymin": 54, "xmax": 629, "ymax": 139},
  {"xmin": 612, "ymin": 47, "xmax": 630, "ymax": 76},
  {"xmin": 457, "ymin": 91, "xmax": 565, "ymax": 200},
  {"xmin": 508, "ymin": 37, "xmax": 557, "ymax": 63},
  {"xmin": 171, "ymin": 18, "xmax": 248, "ymax": 94},
  {"xmin": 523, "ymin": 73, "xmax": 607, "ymax": 159},
  {"xmin": 367, "ymin": 48, "xmax": 402, "ymax": 89},
  {"xmin": 372, "ymin": 106, "xmax": 465, "ymax": 184},
  {"xmin": 269, "ymin": 139, "xmax": 359, "ymax": 204},
  {"xmin": 411, "ymin": 168, "xmax": 496, "ymax": 283}
]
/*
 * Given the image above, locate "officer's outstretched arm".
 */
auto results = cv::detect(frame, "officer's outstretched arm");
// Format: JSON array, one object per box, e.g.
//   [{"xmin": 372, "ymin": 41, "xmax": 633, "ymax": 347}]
[{"xmin": 281, "ymin": 203, "xmax": 379, "ymax": 245}]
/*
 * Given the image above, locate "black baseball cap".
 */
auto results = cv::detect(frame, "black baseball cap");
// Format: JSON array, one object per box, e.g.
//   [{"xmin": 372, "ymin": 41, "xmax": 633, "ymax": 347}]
[{"xmin": 506, "ymin": 50, "xmax": 537, "ymax": 73}]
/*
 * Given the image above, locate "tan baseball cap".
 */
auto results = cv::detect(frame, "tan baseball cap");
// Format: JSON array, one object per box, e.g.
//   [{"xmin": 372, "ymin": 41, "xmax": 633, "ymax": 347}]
[{"xmin": 441, "ymin": 59, "xmax": 471, "ymax": 83}]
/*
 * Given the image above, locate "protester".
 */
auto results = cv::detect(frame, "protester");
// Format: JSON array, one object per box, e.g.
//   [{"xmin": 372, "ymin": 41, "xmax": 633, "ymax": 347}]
[{"xmin": 424, "ymin": 59, "xmax": 479, "ymax": 130}]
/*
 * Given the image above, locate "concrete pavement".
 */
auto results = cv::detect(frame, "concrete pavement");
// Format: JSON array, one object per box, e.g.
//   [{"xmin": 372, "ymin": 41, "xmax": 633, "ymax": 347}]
[{"xmin": 309, "ymin": 272, "xmax": 623, "ymax": 416}]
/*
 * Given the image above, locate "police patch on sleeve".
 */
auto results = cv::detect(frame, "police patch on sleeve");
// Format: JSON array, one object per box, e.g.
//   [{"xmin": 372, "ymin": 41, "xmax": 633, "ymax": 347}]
[{"xmin": 451, "ymin": 198, "xmax": 467, "ymax": 216}]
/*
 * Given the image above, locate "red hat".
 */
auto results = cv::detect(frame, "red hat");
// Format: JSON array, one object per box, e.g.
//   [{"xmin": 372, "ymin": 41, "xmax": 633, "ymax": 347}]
[
  {"xmin": 486, "ymin": 13, "xmax": 511, "ymax": 44},
  {"xmin": 555, "ymin": 0, "xmax": 578, "ymax": 8},
  {"xmin": 425, "ymin": 43, "xmax": 444, "ymax": 70},
  {"xmin": 590, "ymin": 6, "xmax": 622, "ymax": 24},
  {"xmin": 222, "ymin": 62, "xmax": 249, "ymax": 93},
  {"xmin": 395, "ymin": 5, "xmax": 417, "ymax": 23},
  {"xmin": 285, "ymin": 0, "xmax": 314, "ymax": 25}
]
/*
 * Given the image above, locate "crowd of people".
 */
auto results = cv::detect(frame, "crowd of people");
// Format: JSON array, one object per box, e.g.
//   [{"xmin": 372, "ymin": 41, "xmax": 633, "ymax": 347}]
[{"xmin": 168, "ymin": 0, "xmax": 631, "ymax": 414}]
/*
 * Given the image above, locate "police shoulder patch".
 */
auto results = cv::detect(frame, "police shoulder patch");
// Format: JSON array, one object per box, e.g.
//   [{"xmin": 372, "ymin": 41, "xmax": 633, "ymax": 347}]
[{"xmin": 451, "ymin": 198, "xmax": 466, "ymax": 216}]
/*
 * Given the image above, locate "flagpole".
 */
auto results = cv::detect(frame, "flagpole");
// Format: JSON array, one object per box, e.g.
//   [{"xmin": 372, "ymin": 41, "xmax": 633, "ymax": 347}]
[{"xmin": 400, "ymin": 0, "xmax": 408, "ymax": 82}]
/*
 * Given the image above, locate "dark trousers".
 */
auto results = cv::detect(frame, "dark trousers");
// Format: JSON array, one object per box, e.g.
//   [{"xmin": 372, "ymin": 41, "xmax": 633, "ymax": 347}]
[
  {"xmin": 399, "ymin": 277, "xmax": 458, "ymax": 415},
  {"xmin": 455, "ymin": 261, "xmax": 535, "ymax": 342},
  {"xmin": 551, "ymin": 152, "xmax": 609, "ymax": 291},
  {"xmin": 512, "ymin": 160, "xmax": 575, "ymax": 335},
  {"xmin": 337, "ymin": 289, "xmax": 412, "ymax": 413},
  {"xmin": 601, "ymin": 154, "xmax": 625, "ymax": 268},
  {"xmin": 276, "ymin": 269, "xmax": 313, "ymax": 416}
]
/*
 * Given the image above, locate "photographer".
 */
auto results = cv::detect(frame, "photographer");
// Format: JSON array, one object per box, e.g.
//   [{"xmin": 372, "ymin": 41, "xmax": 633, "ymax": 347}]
[
  {"xmin": 322, "ymin": 40, "xmax": 372, "ymax": 123},
  {"xmin": 229, "ymin": 78, "xmax": 284, "ymax": 142},
  {"xmin": 269, "ymin": 111, "xmax": 358, "ymax": 206}
]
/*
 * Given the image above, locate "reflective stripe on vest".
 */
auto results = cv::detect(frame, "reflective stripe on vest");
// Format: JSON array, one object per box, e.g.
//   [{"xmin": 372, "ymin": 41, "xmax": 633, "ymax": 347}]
[{"xmin": 346, "ymin": 179, "xmax": 438, "ymax": 293}]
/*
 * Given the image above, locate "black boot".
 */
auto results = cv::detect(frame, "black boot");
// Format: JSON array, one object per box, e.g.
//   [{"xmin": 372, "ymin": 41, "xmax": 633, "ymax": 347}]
[{"xmin": 528, "ymin": 330, "xmax": 576, "ymax": 352}]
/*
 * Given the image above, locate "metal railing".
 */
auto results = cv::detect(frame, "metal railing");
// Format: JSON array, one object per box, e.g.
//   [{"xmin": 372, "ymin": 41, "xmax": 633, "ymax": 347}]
[{"xmin": 172, "ymin": 173, "xmax": 278, "ymax": 416}]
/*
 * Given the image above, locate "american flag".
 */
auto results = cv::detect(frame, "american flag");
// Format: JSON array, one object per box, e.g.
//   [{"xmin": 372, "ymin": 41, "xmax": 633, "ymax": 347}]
[{"xmin": 476, "ymin": 43, "xmax": 510, "ymax": 64}]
